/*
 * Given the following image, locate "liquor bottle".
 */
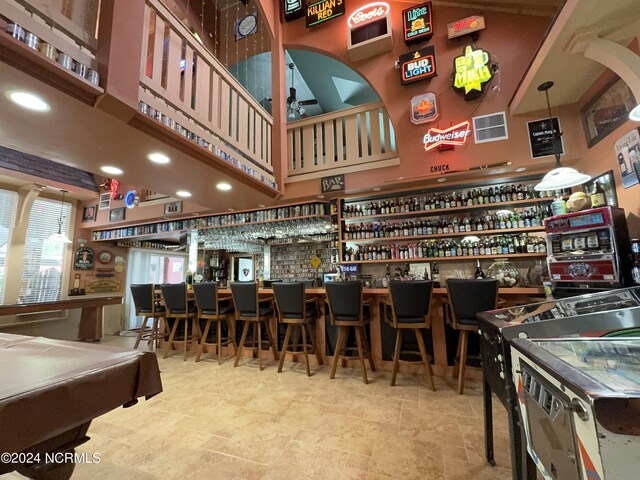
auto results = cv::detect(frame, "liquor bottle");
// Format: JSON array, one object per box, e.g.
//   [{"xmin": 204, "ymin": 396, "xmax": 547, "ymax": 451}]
[
  {"xmin": 632, "ymin": 239, "xmax": 640, "ymax": 285},
  {"xmin": 475, "ymin": 260, "xmax": 486, "ymax": 279},
  {"xmin": 591, "ymin": 181, "xmax": 606, "ymax": 207},
  {"xmin": 432, "ymin": 262, "xmax": 440, "ymax": 287}
]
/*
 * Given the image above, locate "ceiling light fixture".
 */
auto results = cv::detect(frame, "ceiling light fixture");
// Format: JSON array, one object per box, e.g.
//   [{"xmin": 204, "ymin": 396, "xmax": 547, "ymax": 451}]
[
  {"xmin": 100, "ymin": 165, "xmax": 123, "ymax": 175},
  {"xmin": 147, "ymin": 152, "xmax": 171, "ymax": 164},
  {"xmin": 216, "ymin": 182, "xmax": 232, "ymax": 191},
  {"xmin": 176, "ymin": 190, "xmax": 192, "ymax": 198},
  {"xmin": 7, "ymin": 91, "xmax": 50, "ymax": 112},
  {"xmin": 534, "ymin": 81, "xmax": 590, "ymax": 192},
  {"xmin": 317, "ymin": 194, "xmax": 325, "ymax": 199},
  {"xmin": 48, "ymin": 190, "xmax": 72, "ymax": 244},
  {"xmin": 437, "ymin": 178, "xmax": 447, "ymax": 183},
  {"xmin": 372, "ymin": 187, "xmax": 381, "ymax": 191},
  {"xmin": 515, "ymin": 167, "xmax": 527, "ymax": 173}
]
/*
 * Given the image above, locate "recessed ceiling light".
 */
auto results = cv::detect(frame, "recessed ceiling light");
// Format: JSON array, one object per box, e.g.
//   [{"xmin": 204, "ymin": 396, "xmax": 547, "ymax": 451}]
[
  {"xmin": 216, "ymin": 182, "xmax": 232, "ymax": 191},
  {"xmin": 100, "ymin": 165, "xmax": 123, "ymax": 175},
  {"xmin": 258, "ymin": 204, "xmax": 266, "ymax": 208},
  {"xmin": 176, "ymin": 190, "xmax": 191, "ymax": 198},
  {"xmin": 317, "ymin": 194, "xmax": 325, "ymax": 199},
  {"xmin": 372, "ymin": 187, "xmax": 381, "ymax": 191},
  {"xmin": 437, "ymin": 178, "xmax": 447, "ymax": 183},
  {"xmin": 7, "ymin": 91, "xmax": 50, "ymax": 112},
  {"xmin": 515, "ymin": 167, "xmax": 527, "ymax": 173},
  {"xmin": 228, "ymin": 208, "xmax": 235, "ymax": 212},
  {"xmin": 147, "ymin": 152, "xmax": 170, "ymax": 164}
]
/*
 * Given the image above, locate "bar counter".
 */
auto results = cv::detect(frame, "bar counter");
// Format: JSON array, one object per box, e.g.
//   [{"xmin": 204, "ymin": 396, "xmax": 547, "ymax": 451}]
[{"xmin": 214, "ymin": 286, "xmax": 544, "ymax": 374}]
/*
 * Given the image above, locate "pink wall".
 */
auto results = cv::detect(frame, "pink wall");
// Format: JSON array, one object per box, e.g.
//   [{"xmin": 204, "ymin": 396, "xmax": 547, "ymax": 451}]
[{"xmin": 278, "ymin": 2, "xmax": 564, "ymax": 198}]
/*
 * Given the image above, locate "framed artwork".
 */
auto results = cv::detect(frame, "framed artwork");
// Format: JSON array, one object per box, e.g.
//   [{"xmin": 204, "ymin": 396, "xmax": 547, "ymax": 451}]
[
  {"xmin": 582, "ymin": 170, "xmax": 618, "ymax": 207},
  {"xmin": 82, "ymin": 205, "xmax": 97, "ymax": 222},
  {"xmin": 109, "ymin": 207, "xmax": 126, "ymax": 222},
  {"xmin": 164, "ymin": 201, "xmax": 183, "ymax": 215},
  {"xmin": 581, "ymin": 77, "xmax": 636, "ymax": 147},
  {"xmin": 614, "ymin": 128, "xmax": 640, "ymax": 188},
  {"xmin": 98, "ymin": 192, "xmax": 111, "ymax": 210}
]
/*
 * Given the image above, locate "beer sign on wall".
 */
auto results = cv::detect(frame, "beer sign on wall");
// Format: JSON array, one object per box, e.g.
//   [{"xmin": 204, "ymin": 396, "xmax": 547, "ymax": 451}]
[
  {"xmin": 453, "ymin": 44, "xmax": 492, "ymax": 100},
  {"xmin": 306, "ymin": 0, "xmax": 345, "ymax": 27},
  {"xmin": 423, "ymin": 121, "xmax": 471, "ymax": 152},
  {"xmin": 410, "ymin": 92, "xmax": 438, "ymax": 124},
  {"xmin": 402, "ymin": 1, "xmax": 433, "ymax": 44},
  {"xmin": 447, "ymin": 15, "xmax": 485, "ymax": 39},
  {"xmin": 284, "ymin": 0, "xmax": 304, "ymax": 22},
  {"xmin": 399, "ymin": 46, "xmax": 437, "ymax": 85}
]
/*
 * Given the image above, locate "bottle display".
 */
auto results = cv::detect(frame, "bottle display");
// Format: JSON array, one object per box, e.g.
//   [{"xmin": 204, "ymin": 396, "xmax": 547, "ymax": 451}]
[
  {"xmin": 590, "ymin": 181, "xmax": 606, "ymax": 208},
  {"xmin": 432, "ymin": 262, "xmax": 440, "ymax": 288},
  {"xmin": 475, "ymin": 260, "xmax": 486, "ymax": 279}
]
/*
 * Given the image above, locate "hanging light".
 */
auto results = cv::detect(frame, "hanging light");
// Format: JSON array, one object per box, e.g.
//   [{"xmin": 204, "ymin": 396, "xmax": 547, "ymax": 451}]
[
  {"xmin": 534, "ymin": 81, "xmax": 590, "ymax": 192},
  {"xmin": 48, "ymin": 189, "xmax": 72, "ymax": 244}
]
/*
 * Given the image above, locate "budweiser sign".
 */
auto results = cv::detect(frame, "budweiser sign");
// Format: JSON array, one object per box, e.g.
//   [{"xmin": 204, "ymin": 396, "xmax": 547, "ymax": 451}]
[
  {"xmin": 347, "ymin": 2, "xmax": 389, "ymax": 28},
  {"xmin": 423, "ymin": 121, "xmax": 471, "ymax": 151}
]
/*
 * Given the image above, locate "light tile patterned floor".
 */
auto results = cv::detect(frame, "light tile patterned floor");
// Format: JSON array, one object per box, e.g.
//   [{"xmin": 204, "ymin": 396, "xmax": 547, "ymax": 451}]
[{"xmin": 4, "ymin": 336, "xmax": 514, "ymax": 480}]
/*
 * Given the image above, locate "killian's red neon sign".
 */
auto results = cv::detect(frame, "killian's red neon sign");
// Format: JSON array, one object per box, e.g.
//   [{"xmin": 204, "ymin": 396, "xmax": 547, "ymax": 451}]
[
  {"xmin": 423, "ymin": 121, "xmax": 471, "ymax": 151},
  {"xmin": 347, "ymin": 2, "xmax": 389, "ymax": 28}
]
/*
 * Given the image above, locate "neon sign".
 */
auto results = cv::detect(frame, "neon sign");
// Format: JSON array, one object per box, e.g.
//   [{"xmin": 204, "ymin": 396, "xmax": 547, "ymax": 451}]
[
  {"xmin": 402, "ymin": 1, "xmax": 433, "ymax": 44},
  {"xmin": 447, "ymin": 15, "xmax": 485, "ymax": 39},
  {"xmin": 453, "ymin": 45, "xmax": 492, "ymax": 100},
  {"xmin": 348, "ymin": 2, "xmax": 389, "ymax": 28},
  {"xmin": 284, "ymin": 0, "xmax": 304, "ymax": 22},
  {"xmin": 306, "ymin": 0, "xmax": 345, "ymax": 27},
  {"xmin": 399, "ymin": 46, "xmax": 437, "ymax": 85},
  {"xmin": 423, "ymin": 121, "xmax": 471, "ymax": 151}
]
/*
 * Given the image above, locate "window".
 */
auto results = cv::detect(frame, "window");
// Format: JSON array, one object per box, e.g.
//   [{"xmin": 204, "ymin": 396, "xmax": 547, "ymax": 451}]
[
  {"xmin": 0, "ymin": 190, "xmax": 18, "ymax": 303},
  {"xmin": 19, "ymin": 198, "xmax": 71, "ymax": 304}
]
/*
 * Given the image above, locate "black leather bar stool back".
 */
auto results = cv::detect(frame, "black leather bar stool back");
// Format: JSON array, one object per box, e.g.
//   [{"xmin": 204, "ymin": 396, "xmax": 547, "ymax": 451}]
[
  {"xmin": 325, "ymin": 281, "xmax": 375, "ymax": 384},
  {"xmin": 161, "ymin": 283, "xmax": 201, "ymax": 361},
  {"xmin": 446, "ymin": 278, "xmax": 498, "ymax": 394},
  {"xmin": 231, "ymin": 282, "xmax": 279, "ymax": 370},
  {"xmin": 273, "ymin": 282, "xmax": 323, "ymax": 376},
  {"xmin": 192, "ymin": 282, "xmax": 237, "ymax": 364},
  {"xmin": 130, "ymin": 283, "xmax": 167, "ymax": 350},
  {"xmin": 386, "ymin": 280, "xmax": 435, "ymax": 389}
]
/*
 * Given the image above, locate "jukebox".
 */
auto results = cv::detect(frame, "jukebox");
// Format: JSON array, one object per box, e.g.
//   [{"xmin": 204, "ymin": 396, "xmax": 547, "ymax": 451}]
[
  {"xmin": 477, "ymin": 286, "xmax": 640, "ymax": 480},
  {"xmin": 511, "ymin": 337, "xmax": 640, "ymax": 480},
  {"xmin": 545, "ymin": 207, "xmax": 632, "ymax": 297}
]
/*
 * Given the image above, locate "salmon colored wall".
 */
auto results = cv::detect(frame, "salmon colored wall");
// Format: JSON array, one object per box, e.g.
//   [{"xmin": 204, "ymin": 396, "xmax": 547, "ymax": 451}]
[
  {"xmin": 573, "ymin": 38, "xmax": 640, "ymax": 238},
  {"xmin": 277, "ymin": 3, "xmax": 579, "ymax": 198}
]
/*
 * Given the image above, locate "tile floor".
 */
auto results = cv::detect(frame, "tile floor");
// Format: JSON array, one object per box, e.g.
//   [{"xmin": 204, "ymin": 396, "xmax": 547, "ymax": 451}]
[{"xmin": 5, "ymin": 335, "xmax": 515, "ymax": 480}]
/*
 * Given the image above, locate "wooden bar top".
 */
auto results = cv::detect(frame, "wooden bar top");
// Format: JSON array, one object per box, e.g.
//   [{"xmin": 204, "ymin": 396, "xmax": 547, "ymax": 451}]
[
  {"xmin": 0, "ymin": 296, "xmax": 123, "ymax": 316},
  {"xmin": 218, "ymin": 287, "xmax": 544, "ymax": 296}
]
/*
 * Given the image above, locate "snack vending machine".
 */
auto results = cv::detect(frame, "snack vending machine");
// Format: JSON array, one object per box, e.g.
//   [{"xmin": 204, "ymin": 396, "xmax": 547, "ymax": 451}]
[{"xmin": 544, "ymin": 207, "xmax": 632, "ymax": 297}]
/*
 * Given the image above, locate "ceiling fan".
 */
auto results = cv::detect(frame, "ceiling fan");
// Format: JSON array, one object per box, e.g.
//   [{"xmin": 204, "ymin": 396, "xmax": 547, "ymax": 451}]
[{"xmin": 285, "ymin": 63, "xmax": 318, "ymax": 118}]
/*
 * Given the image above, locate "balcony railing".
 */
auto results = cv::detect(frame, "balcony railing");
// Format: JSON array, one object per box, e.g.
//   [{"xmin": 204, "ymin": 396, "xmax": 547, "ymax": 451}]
[
  {"xmin": 286, "ymin": 102, "xmax": 398, "ymax": 182},
  {"xmin": 139, "ymin": 0, "xmax": 274, "ymax": 188}
]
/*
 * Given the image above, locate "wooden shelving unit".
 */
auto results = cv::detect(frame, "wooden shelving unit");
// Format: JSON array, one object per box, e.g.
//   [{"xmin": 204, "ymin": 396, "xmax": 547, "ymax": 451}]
[
  {"xmin": 341, "ymin": 226, "xmax": 545, "ymax": 243},
  {"xmin": 338, "ymin": 253, "xmax": 547, "ymax": 264}
]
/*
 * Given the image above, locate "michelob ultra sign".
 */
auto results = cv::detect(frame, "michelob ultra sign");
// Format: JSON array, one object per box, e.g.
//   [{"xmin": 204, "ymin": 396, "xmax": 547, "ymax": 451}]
[{"xmin": 399, "ymin": 46, "xmax": 437, "ymax": 85}]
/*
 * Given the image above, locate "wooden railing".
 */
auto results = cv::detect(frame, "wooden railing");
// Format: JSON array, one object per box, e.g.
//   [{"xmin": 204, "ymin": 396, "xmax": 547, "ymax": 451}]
[
  {"xmin": 286, "ymin": 102, "xmax": 398, "ymax": 182},
  {"xmin": 0, "ymin": 0, "xmax": 99, "ymax": 70},
  {"xmin": 140, "ymin": 0, "xmax": 274, "ymax": 184}
]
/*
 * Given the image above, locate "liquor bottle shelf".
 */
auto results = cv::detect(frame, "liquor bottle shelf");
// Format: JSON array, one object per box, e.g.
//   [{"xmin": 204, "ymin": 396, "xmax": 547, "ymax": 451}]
[
  {"xmin": 340, "ymin": 197, "xmax": 554, "ymax": 224},
  {"xmin": 338, "ymin": 253, "xmax": 548, "ymax": 264},
  {"xmin": 340, "ymin": 226, "xmax": 545, "ymax": 243}
]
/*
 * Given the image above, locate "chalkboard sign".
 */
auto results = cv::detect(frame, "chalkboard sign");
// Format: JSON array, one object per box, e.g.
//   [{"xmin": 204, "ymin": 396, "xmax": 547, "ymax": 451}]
[
  {"xmin": 321, "ymin": 174, "xmax": 345, "ymax": 193},
  {"xmin": 527, "ymin": 117, "xmax": 564, "ymax": 159}
]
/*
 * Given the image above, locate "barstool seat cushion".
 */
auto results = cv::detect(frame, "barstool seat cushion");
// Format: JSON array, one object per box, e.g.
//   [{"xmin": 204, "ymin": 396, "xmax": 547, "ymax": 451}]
[
  {"xmin": 139, "ymin": 305, "xmax": 166, "ymax": 314},
  {"xmin": 240, "ymin": 307, "xmax": 273, "ymax": 317},
  {"xmin": 169, "ymin": 305, "xmax": 197, "ymax": 314},
  {"xmin": 201, "ymin": 306, "xmax": 234, "ymax": 315},
  {"xmin": 397, "ymin": 316, "xmax": 425, "ymax": 324},
  {"xmin": 283, "ymin": 308, "xmax": 318, "ymax": 320},
  {"xmin": 457, "ymin": 317, "xmax": 478, "ymax": 326}
]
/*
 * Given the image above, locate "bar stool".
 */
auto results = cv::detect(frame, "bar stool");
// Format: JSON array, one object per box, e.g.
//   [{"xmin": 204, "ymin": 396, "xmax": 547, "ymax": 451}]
[
  {"xmin": 446, "ymin": 278, "xmax": 498, "ymax": 394},
  {"xmin": 130, "ymin": 283, "xmax": 168, "ymax": 350},
  {"xmin": 192, "ymin": 282, "xmax": 237, "ymax": 364},
  {"xmin": 325, "ymin": 281, "xmax": 375, "ymax": 384},
  {"xmin": 231, "ymin": 282, "xmax": 279, "ymax": 370},
  {"xmin": 273, "ymin": 282, "xmax": 323, "ymax": 376},
  {"xmin": 385, "ymin": 280, "xmax": 436, "ymax": 390},
  {"xmin": 161, "ymin": 283, "xmax": 201, "ymax": 361}
]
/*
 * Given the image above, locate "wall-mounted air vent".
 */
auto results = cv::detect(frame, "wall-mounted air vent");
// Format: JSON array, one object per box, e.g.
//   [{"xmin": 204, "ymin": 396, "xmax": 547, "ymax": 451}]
[{"xmin": 473, "ymin": 111, "xmax": 508, "ymax": 144}]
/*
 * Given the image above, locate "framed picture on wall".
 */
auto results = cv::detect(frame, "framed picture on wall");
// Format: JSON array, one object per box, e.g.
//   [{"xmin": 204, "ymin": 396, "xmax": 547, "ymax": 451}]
[
  {"xmin": 614, "ymin": 128, "xmax": 640, "ymax": 188},
  {"xmin": 581, "ymin": 77, "xmax": 636, "ymax": 147},
  {"xmin": 109, "ymin": 207, "xmax": 126, "ymax": 223},
  {"xmin": 98, "ymin": 192, "xmax": 111, "ymax": 210},
  {"xmin": 582, "ymin": 170, "xmax": 618, "ymax": 207},
  {"xmin": 82, "ymin": 205, "xmax": 97, "ymax": 222}
]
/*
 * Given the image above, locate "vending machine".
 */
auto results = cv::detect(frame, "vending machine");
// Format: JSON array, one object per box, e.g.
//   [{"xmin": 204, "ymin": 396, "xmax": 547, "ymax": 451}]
[{"xmin": 544, "ymin": 207, "xmax": 632, "ymax": 297}]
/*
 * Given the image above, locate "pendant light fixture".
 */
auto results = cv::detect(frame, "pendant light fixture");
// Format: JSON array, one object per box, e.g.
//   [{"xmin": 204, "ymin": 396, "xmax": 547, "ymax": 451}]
[
  {"xmin": 534, "ymin": 81, "xmax": 590, "ymax": 192},
  {"xmin": 48, "ymin": 189, "xmax": 72, "ymax": 244}
]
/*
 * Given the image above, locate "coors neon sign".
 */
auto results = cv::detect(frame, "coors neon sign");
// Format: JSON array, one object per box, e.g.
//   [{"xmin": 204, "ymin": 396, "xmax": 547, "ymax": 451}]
[
  {"xmin": 423, "ymin": 121, "xmax": 471, "ymax": 151},
  {"xmin": 347, "ymin": 2, "xmax": 389, "ymax": 28}
]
